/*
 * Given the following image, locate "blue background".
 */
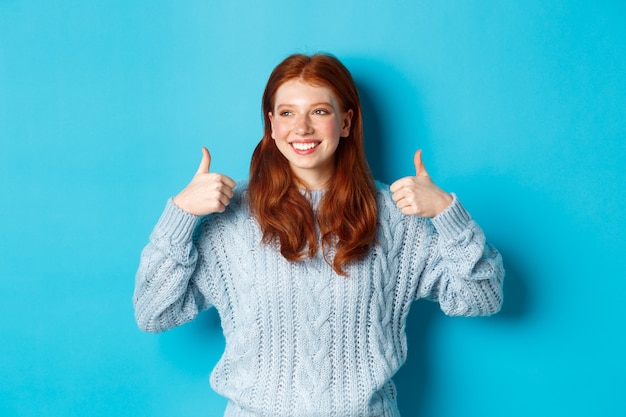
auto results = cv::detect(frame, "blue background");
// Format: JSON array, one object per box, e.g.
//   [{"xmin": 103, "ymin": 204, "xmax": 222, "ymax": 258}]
[{"xmin": 1, "ymin": 1, "xmax": 625, "ymax": 416}]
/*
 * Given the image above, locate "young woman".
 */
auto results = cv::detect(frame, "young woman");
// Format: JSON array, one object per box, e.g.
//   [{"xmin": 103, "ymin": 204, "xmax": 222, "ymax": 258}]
[{"xmin": 134, "ymin": 53, "xmax": 504, "ymax": 417}]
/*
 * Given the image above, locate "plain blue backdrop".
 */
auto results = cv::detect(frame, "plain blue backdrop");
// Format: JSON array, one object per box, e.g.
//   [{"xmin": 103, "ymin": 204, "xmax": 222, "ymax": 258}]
[{"xmin": 1, "ymin": 1, "xmax": 625, "ymax": 416}]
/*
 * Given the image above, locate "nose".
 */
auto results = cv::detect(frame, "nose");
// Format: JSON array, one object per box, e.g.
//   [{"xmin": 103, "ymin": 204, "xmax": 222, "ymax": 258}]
[{"xmin": 295, "ymin": 114, "xmax": 313, "ymax": 135}]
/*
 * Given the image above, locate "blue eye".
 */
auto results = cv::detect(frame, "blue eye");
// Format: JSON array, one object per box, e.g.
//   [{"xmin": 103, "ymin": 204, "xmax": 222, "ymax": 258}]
[
  {"xmin": 314, "ymin": 109, "xmax": 330, "ymax": 115},
  {"xmin": 279, "ymin": 111, "xmax": 293, "ymax": 117}
]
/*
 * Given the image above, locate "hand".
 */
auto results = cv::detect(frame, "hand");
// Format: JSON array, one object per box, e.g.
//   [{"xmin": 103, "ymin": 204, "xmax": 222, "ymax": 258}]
[
  {"xmin": 390, "ymin": 150, "xmax": 453, "ymax": 217},
  {"xmin": 173, "ymin": 147, "xmax": 236, "ymax": 216}
]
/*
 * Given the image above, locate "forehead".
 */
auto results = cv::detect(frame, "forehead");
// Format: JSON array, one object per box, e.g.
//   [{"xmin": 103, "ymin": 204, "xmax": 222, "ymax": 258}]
[{"xmin": 274, "ymin": 79, "xmax": 339, "ymax": 106}]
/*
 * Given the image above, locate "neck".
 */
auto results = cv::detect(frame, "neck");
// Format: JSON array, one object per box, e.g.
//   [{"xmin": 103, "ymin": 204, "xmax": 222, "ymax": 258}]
[{"xmin": 292, "ymin": 167, "xmax": 334, "ymax": 191}]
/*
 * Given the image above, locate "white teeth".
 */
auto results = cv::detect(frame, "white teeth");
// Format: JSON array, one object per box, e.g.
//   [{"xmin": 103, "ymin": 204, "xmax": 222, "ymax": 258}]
[{"xmin": 292, "ymin": 142, "xmax": 318, "ymax": 151}]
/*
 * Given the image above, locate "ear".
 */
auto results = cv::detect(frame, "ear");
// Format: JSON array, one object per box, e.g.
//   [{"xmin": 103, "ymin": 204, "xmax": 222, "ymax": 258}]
[
  {"xmin": 268, "ymin": 112, "xmax": 276, "ymax": 139},
  {"xmin": 340, "ymin": 109, "xmax": 353, "ymax": 138}
]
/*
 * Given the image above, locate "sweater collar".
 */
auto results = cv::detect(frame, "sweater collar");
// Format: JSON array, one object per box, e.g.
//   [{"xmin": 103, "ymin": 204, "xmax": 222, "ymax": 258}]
[{"xmin": 300, "ymin": 188, "xmax": 326, "ymax": 209}]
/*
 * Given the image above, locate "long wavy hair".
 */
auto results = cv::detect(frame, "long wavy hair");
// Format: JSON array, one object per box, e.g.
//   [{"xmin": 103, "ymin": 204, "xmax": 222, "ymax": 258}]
[{"xmin": 248, "ymin": 53, "xmax": 377, "ymax": 276}]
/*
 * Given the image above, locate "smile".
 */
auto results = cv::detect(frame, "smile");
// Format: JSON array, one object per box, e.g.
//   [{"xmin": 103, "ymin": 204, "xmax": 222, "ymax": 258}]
[{"xmin": 291, "ymin": 142, "xmax": 320, "ymax": 151}]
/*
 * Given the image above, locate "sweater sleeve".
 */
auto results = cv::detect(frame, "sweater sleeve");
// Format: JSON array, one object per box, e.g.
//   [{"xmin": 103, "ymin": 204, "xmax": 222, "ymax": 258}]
[
  {"xmin": 133, "ymin": 199, "xmax": 215, "ymax": 333},
  {"xmin": 415, "ymin": 194, "xmax": 504, "ymax": 316}
]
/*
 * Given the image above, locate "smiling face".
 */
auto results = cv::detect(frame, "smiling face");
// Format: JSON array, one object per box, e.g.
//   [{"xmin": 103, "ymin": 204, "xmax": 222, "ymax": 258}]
[{"xmin": 268, "ymin": 79, "xmax": 353, "ymax": 190}]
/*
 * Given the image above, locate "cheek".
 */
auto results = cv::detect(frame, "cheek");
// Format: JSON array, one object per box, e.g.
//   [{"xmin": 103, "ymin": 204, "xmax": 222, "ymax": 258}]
[
  {"xmin": 272, "ymin": 121, "xmax": 291, "ymax": 139},
  {"xmin": 323, "ymin": 119, "xmax": 343, "ymax": 137}
]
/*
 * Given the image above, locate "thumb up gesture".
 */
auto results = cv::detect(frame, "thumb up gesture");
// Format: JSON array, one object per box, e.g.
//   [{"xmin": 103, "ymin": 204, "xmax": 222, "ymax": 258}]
[
  {"xmin": 390, "ymin": 150, "xmax": 453, "ymax": 218},
  {"xmin": 172, "ymin": 147, "xmax": 236, "ymax": 216}
]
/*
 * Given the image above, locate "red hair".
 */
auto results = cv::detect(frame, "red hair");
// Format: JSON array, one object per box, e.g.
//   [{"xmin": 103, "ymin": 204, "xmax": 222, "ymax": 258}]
[{"xmin": 248, "ymin": 53, "xmax": 377, "ymax": 275}]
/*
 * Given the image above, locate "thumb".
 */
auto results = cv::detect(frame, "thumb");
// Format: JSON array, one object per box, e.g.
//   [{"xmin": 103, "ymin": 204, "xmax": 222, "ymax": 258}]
[
  {"xmin": 196, "ymin": 147, "xmax": 211, "ymax": 174},
  {"xmin": 414, "ymin": 149, "xmax": 429, "ymax": 177}
]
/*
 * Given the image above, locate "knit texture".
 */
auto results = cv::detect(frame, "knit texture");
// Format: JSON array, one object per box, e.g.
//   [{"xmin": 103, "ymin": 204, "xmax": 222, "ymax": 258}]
[{"xmin": 134, "ymin": 181, "xmax": 504, "ymax": 417}]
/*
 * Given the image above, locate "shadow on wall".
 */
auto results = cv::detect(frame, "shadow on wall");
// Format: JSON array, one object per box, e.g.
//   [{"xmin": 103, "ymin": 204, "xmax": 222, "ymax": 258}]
[
  {"xmin": 454, "ymin": 173, "xmax": 532, "ymax": 323},
  {"xmin": 494, "ymin": 246, "xmax": 529, "ymax": 320},
  {"xmin": 356, "ymin": 78, "xmax": 387, "ymax": 183},
  {"xmin": 347, "ymin": 56, "xmax": 428, "ymax": 185},
  {"xmin": 158, "ymin": 308, "xmax": 225, "ymax": 380}
]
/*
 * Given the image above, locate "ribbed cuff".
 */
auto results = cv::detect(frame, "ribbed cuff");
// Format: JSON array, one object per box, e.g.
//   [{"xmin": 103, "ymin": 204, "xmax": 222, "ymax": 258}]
[
  {"xmin": 153, "ymin": 199, "xmax": 200, "ymax": 244},
  {"xmin": 430, "ymin": 193, "xmax": 472, "ymax": 240}
]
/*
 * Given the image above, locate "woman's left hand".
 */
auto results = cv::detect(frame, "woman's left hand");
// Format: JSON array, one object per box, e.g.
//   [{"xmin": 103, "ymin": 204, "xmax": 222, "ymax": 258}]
[{"xmin": 390, "ymin": 150, "xmax": 453, "ymax": 218}]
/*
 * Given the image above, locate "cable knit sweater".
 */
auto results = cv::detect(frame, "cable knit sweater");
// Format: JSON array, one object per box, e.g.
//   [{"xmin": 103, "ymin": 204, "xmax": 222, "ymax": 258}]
[{"xmin": 134, "ymin": 181, "xmax": 503, "ymax": 417}]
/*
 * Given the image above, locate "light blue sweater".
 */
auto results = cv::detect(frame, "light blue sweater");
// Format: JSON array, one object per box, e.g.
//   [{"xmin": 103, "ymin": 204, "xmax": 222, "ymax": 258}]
[{"xmin": 134, "ymin": 181, "xmax": 504, "ymax": 417}]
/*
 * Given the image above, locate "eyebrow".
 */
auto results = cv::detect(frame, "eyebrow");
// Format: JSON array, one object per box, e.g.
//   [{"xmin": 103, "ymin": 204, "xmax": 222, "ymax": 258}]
[{"xmin": 275, "ymin": 101, "xmax": 335, "ymax": 108}]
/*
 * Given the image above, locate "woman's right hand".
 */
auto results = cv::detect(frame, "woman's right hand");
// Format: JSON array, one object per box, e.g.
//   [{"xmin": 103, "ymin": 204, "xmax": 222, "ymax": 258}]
[{"xmin": 172, "ymin": 147, "xmax": 236, "ymax": 216}]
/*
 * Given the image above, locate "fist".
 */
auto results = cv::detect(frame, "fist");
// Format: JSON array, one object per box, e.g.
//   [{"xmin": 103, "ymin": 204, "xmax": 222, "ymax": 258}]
[
  {"xmin": 173, "ymin": 147, "xmax": 236, "ymax": 216},
  {"xmin": 390, "ymin": 150, "xmax": 453, "ymax": 217}
]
